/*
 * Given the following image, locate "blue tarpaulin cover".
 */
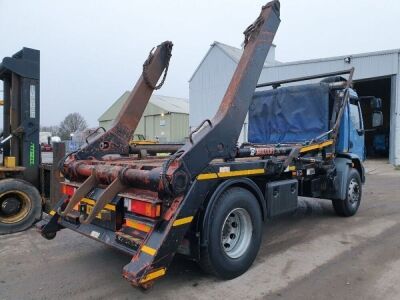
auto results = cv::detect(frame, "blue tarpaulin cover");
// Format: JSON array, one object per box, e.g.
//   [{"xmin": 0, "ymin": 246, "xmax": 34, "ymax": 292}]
[{"xmin": 248, "ymin": 83, "xmax": 330, "ymax": 144}]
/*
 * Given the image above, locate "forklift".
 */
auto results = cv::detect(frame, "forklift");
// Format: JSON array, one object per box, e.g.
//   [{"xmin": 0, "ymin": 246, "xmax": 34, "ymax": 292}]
[{"xmin": 0, "ymin": 48, "xmax": 43, "ymax": 234}]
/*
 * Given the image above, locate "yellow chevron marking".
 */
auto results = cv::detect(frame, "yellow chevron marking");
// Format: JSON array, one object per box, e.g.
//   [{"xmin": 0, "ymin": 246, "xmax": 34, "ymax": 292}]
[
  {"xmin": 300, "ymin": 140, "xmax": 333, "ymax": 153},
  {"xmin": 217, "ymin": 168, "xmax": 265, "ymax": 177},
  {"xmin": 141, "ymin": 245, "xmax": 157, "ymax": 256},
  {"xmin": 197, "ymin": 173, "xmax": 218, "ymax": 180},
  {"xmin": 173, "ymin": 216, "xmax": 194, "ymax": 227},
  {"xmin": 81, "ymin": 198, "xmax": 115, "ymax": 211},
  {"xmin": 197, "ymin": 168, "xmax": 265, "ymax": 181},
  {"xmin": 139, "ymin": 268, "xmax": 166, "ymax": 283}
]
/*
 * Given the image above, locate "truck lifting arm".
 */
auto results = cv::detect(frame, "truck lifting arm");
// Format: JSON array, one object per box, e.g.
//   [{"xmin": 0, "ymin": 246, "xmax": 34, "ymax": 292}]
[
  {"xmin": 176, "ymin": 2, "xmax": 281, "ymax": 179},
  {"xmin": 74, "ymin": 41, "xmax": 173, "ymax": 160}
]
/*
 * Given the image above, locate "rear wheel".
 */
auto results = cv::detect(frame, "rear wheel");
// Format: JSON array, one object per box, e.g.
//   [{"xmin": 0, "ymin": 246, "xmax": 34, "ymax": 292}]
[
  {"xmin": 0, "ymin": 179, "xmax": 42, "ymax": 234},
  {"xmin": 332, "ymin": 168, "xmax": 361, "ymax": 217},
  {"xmin": 200, "ymin": 187, "xmax": 263, "ymax": 279}
]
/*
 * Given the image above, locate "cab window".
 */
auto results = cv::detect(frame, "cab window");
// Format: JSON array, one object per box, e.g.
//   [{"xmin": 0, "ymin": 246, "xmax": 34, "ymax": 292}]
[{"xmin": 349, "ymin": 103, "xmax": 362, "ymax": 130}]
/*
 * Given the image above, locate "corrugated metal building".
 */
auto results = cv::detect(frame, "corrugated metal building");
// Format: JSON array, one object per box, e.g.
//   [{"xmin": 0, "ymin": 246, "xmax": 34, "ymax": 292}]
[
  {"xmin": 189, "ymin": 42, "xmax": 400, "ymax": 166},
  {"xmin": 189, "ymin": 42, "xmax": 279, "ymax": 143},
  {"xmin": 99, "ymin": 93, "xmax": 189, "ymax": 143}
]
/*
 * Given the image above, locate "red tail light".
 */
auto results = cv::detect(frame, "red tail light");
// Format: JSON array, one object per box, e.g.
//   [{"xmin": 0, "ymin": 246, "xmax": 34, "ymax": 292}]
[
  {"xmin": 61, "ymin": 184, "xmax": 76, "ymax": 197},
  {"xmin": 124, "ymin": 198, "xmax": 160, "ymax": 218}
]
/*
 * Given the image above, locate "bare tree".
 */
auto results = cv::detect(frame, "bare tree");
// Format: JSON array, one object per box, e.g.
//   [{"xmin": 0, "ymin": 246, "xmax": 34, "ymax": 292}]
[
  {"xmin": 40, "ymin": 125, "xmax": 60, "ymax": 136},
  {"xmin": 58, "ymin": 113, "xmax": 88, "ymax": 140}
]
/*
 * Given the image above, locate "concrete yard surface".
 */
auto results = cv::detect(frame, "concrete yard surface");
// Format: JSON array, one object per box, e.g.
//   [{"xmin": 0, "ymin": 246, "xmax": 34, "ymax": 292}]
[{"xmin": 0, "ymin": 160, "xmax": 399, "ymax": 300}]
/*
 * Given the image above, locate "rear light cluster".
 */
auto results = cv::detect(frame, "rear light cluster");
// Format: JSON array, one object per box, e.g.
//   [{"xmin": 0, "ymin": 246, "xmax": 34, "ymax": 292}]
[
  {"xmin": 124, "ymin": 198, "xmax": 160, "ymax": 218},
  {"xmin": 61, "ymin": 183, "xmax": 76, "ymax": 197},
  {"xmin": 61, "ymin": 183, "xmax": 161, "ymax": 219},
  {"xmin": 61, "ymin": 183, "xmax": 79, "ymax": 210}
]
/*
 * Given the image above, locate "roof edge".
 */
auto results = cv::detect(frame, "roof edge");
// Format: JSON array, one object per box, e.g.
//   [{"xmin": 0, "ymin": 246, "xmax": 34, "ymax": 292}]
[
  {"xmin": 264, "ymin": 48, "xmax": 400, "ymax": 69},
  {"xmin": 97, "ymin": 90, "xmax": 130, "ymax": 122},
  {"xmin": 189, "ymin": 41, "xmax": 277, "ymax": 82},
  {"xmin": 214, "ymin": 41, "xmax": 243, "ymax": 64},
  {"xmin": 98, "ymin": 92, "xmax": 189, "ymax": 122},
  {"xmin": 188, "ymin": 42, "xmax": 218, "ymax": 83}
]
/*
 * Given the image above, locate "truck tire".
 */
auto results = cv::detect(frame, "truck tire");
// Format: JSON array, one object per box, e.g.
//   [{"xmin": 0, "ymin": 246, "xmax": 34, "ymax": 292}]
[
  {"xmin": 332, "ymin": 168, "xmax": 361, "ymax": 217},
  {"xmin": 0, "ymin": 179, "xmax": 42, "ymax": 234},
  {"xmin": 200, "ymin": 187, "xmax": 262, "ymax": 279}
]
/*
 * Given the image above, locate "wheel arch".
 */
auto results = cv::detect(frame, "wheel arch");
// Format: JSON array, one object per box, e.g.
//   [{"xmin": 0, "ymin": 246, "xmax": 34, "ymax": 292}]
[
  {"xmin": 199, "ymin": 177, "xmax": 265, "ymax": 246},
  {"xmin": 332, "ymin": 155, "xmax": 364, "ymax": 201},
  {"xmin": 336, "ymin": 153, "xmax": 365, "ymax": 183}
]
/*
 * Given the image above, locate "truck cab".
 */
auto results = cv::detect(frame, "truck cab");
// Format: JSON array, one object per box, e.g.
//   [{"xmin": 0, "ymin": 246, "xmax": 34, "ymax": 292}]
[{"xmin": 336, "ymin": 89, "xmax": 383, "ymax": 161}]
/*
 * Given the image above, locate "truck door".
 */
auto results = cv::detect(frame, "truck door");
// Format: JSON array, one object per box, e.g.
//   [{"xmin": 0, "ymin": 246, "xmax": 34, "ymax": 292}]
[{"xmin": 348, "ymin": 100, "xmax": 365, "ymax": 160}]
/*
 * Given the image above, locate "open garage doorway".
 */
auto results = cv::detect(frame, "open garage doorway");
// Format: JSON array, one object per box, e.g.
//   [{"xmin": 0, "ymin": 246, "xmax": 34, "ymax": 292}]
[{"xmin": 353, "ymin": 77, "xmax": 391, "ymax": 159}]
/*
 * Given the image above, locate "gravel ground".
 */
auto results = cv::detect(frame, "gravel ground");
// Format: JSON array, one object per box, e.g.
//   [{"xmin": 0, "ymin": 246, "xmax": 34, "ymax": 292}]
[{"xmin": 0, "ymin": 159, "xmax": 399, "ymax": 300}]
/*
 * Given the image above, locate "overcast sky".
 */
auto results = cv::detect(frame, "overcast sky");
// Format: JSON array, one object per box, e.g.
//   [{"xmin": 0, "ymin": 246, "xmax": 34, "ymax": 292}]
[{"xmin": 1, "ymin": 0, "xmax": 400, "ymax": 127}]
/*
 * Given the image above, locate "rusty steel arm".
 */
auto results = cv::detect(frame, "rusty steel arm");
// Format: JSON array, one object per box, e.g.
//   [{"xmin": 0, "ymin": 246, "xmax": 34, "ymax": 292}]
[
  {"xmin": 175, "ymin": 1, "xmax": 281, "ymax": 180},
  {"xmin": 74, "ymin": 41, "xmax": 173, "ymax": 160}
]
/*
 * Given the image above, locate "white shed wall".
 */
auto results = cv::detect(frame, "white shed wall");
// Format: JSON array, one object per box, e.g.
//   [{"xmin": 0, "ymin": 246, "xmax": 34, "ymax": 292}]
[{"xmin": 189, "ymin": 47, "xmax": 236, "ymax": 129}]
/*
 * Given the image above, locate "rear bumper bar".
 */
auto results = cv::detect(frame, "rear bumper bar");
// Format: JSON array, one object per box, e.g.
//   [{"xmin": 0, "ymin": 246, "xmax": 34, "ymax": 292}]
[{"xmin": 37, "ymin": 213, "xmax": 137, "ymax": 256}]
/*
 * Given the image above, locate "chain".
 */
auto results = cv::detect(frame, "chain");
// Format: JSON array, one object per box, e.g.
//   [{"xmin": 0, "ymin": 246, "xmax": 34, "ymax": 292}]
[
  {"xmin": 243, "ymin": 14, "xmax": 264, "ymax": 47},
  {"xmin": 142, "ymin": 42, "xmax": 173, "ymax": 90}
]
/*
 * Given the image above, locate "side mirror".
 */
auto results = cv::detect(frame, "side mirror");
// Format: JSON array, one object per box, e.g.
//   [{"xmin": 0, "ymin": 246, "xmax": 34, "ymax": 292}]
[{"xmin": 372, "ymin": 111, "xmax": 383, "ymax": 127}]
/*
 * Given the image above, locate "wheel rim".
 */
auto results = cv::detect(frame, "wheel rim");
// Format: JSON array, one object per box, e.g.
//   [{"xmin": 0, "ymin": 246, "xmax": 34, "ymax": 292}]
[
  {"xmin": 347, "ymin": 178, "xmax": 360, "ymax": 208},
  {"xmin": 220, "ymin": 208, "xmax": 253, "ymax": 259},
  {"xmin": 0, "ymin": 190, "xmax": 32, "ymax": 224}
]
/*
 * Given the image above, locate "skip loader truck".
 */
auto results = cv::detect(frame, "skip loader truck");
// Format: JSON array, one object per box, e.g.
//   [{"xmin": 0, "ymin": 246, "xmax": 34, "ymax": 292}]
[{"xmin": 38, "ymin": 1, "xmax": 383, "ymax": 288}]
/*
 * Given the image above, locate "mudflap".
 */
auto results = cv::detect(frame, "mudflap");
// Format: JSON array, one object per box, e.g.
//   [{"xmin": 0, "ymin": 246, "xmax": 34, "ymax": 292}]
[{"xmin": 36, "ymin": 197, "xmax": 66, "ymax": 236}]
